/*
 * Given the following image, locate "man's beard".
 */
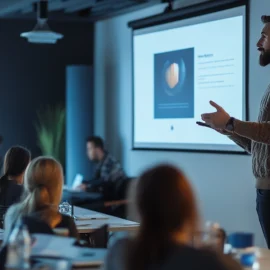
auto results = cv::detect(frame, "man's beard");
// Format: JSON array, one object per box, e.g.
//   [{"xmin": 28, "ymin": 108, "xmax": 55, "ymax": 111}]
[{"xmin": 259, "ymin": 49, "xmax": 270, "ymax": 66}]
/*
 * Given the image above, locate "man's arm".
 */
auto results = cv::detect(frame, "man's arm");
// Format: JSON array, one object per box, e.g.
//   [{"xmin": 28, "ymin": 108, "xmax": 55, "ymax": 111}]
[
  {"xmin": 232, "ymin": 119, "xmax": 270, "ymax": 144},
  {"xmin": 213, "ymin": 128, "xmax": 251, "ymax": 153},
  {"xmin": 200, "ymin": 101, "xmax": 269, "ymax": 145},
  {"xmin": 227, "ymin": 133, "xmax": 252, "ymax": 153}
]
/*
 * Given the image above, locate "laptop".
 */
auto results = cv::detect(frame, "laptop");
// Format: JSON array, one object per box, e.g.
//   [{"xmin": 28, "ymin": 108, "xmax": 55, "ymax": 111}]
[{"xmin": 63, "ymin": 174, "xmax": 84, "ymax": 191}]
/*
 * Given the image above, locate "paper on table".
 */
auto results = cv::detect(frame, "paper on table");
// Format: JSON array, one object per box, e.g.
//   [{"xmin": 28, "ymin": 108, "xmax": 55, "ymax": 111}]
[
  {"xmin": 31, "ymin": 234, "xmax": 76, "ymax": 258},
  {"xmin": 74, "ymin": 214, "xmax": 109, "ymax": 220}
]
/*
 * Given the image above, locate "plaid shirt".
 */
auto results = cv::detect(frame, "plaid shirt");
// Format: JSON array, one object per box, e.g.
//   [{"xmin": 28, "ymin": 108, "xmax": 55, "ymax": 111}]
[
  {"xmin": 84, "ymin": 152, "xmax": 126, "ymax": 197},
  {"xmin": 84, "ymin": 152, "xmax": 125, "ymax": 190},
  {"xmin": 93, "ymin": 152, "xmax": 125, "ymax": 182}
]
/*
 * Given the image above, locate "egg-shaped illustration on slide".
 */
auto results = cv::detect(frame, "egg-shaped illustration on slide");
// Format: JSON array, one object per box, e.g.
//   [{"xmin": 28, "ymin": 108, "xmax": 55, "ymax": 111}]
[
  {"xmin": 154, "ymin": 47, "xmax": 194, "ymax": 119},
  {"xmin": 162, "ymin": 59, "xmax": 186, "ymax": 96}
]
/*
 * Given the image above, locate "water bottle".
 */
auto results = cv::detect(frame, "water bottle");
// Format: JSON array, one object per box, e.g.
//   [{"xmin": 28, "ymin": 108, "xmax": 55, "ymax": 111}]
[
  {"xmin": 5, "ymin": 222, "xmax": 31, "ymax": 270},
  {"xmin": 202, "ymin": 221, "xmax": 220, "ymax": 249},
  {"xmin": 59, "ymin": 201, "xmax": 73, "ymax": 216}
]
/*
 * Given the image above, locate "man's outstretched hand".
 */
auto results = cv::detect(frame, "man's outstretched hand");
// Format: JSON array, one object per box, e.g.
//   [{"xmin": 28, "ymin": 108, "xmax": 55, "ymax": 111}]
[
  {"xmin": 201, "ymin": 101, "xmax": 230, "ymax": 129},
  {"xmin": 196, "ymin": 122, "xmax": 232, "ymax": 135}
]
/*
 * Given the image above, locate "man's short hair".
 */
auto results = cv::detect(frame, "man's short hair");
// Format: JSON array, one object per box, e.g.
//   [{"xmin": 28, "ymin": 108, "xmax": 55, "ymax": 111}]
[
  {"xmin": 86, "ymin": 136, "xmax": 104, "ymax": 149},
  {"xmin": 261, "ymin": 15, "xmax": 270, "ymax": 24},
  {"xmin": 0, "ymin": 135, "xmax": 3, "ymax": 144}
]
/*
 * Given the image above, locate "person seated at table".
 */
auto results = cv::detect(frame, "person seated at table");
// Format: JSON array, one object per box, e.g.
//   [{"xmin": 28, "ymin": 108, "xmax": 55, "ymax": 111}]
[
  {"xmin": 75, "ymin": 136, "xmax": 126, "ymax": 197},
  {"xmin": 0, "ymin": 146, "xmax": 31, "ymax": 207},
  {"xmin": 3, "ymin": 156, "xmax": 78, "ymax": 242},
  {"xmin": 104, "ymin": 164, "xmax": 242, "ymax": 270}
]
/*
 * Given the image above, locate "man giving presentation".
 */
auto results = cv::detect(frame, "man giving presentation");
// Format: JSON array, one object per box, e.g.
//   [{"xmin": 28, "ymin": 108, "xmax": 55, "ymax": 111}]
[{"xmin": 199, "ymin": 15, "xmax": 270, "ymax": 248}]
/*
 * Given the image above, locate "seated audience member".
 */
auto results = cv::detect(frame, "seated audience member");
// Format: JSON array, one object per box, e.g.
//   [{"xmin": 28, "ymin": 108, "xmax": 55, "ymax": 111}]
[
  {"xmin": 3, "ymin": 156, "xmax": 78, "ymax": 242},
  {"xmin": 0, "ymin": 146, "xmax": 30, "ymax": 207},
  {"xmin": 104, "ymin": 165, "xmax": 241, "ymax": 270},
  {"xmin": 76, "ymin": 136, "xmax": 126, "ymax": 198}
]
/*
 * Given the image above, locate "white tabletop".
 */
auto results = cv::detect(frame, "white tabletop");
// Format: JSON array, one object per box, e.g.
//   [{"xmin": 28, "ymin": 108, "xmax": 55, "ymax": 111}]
[
  {"xmin": 74, "ymin": 206, "xmax": 139, "ymax": 233},
  {"xmin": 31, "ymin": 233, "xmax": 107, "ymax": 268},
  {"xmin": 251, "ymin": 248, "xmax": 270, "ymax": 270},
  {"xmin": 0, "ymin": 208, "xmax": 139, "ymax": 241}
]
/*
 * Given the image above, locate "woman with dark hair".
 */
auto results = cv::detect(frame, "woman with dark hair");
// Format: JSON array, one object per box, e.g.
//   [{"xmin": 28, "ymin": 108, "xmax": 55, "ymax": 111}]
[
  {"xmin": 105, "ymin": 164, "xmax": 241, "ymax": 270},
  {"xmin": 0, "ymin": 146, "xmax": 30, "ymax": 207}
]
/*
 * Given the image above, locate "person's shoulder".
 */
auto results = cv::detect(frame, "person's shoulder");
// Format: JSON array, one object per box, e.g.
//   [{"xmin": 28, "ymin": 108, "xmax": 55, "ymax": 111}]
[
  {"xmin": 13, "ymin": 183, "xmax": 24, "ymax": 194},
  {"xmin": 169, "ymin": 245, "xmax": 241, "ymax": 270},
  {"xmin": 7, "ymin": 181, "xmax": 23, "ymax": 193},
  {"xmin": 112, "ymin": 237, "xmax": 131, "ymax": 248},
  {"xmin": 60, "ymin": 213, "xmax": 75, "ymax": 224},
  {"xmin": 4, "ymin": 203, "xmax": 20, "ymax": 227},
  {"xmin": 59, "ymin": 213, "xmax": 79, "ymax": 238},
  {"xmin": 59, "ymin": 213, "xmax": 77, "ymax": 228},
  {"xmin": 213, "ymin": 253, "xmax": 242, "ymax": 270},
  {"xmin": 105, "ymin": 237, "xmax": 130, "ymax": 270},
  {"xmin": 6, "ymin": 203, "xmax": 20, "ymax": 217},
  {"xmin": 189, "ymin": 248, "xmax": 242, "ymax": 270},
  {"xmin": 108, "ymin": 237, "xmax": 131, "ymax": 257}
]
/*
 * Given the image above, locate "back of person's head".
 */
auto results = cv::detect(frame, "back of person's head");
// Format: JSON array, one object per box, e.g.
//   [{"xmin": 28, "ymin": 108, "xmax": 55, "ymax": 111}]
[
  {"xmin": 24, "ymin": 156, "xmax": 63, "ymax": 209},
  {"xmin": 0, "ymin": 146, "xmax": 31, "ymax": 190},
  {"xmin": 126, "ymin": 164, "xmax": 199, "ymax": 270},
  {"xmin": 16, "ymin": 156, "xmax": 63, "ymax": 225}
]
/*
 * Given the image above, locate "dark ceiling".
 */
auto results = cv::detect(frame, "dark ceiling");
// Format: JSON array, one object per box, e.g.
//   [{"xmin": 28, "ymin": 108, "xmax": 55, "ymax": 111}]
[{"xmin": 0, "ymin": 0, "xmax": 173, "ymax": 22}]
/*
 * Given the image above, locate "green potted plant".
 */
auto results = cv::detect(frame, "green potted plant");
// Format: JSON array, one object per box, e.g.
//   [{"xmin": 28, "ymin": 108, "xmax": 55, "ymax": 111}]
[{"xmin": 35, "ymin": 104, "xmax": 66, "ymax": 169}]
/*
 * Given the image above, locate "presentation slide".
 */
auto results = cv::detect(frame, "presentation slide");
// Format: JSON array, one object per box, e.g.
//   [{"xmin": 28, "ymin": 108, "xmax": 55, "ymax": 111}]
[{"xmin": 132, "ymin": 5, "xmax": 247, "ymax": 152}]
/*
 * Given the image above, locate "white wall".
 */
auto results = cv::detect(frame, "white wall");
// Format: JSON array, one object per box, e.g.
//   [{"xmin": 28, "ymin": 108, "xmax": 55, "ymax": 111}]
[{"xmin": 94, "ymin": 0, "xmax": 270, "ymax": 247}]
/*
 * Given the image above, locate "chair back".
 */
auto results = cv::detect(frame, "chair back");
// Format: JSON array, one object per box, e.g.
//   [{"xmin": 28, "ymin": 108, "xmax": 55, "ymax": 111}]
[{"xmin": 80, "ymin": 224, "xmax": 108, "ymax": 248}]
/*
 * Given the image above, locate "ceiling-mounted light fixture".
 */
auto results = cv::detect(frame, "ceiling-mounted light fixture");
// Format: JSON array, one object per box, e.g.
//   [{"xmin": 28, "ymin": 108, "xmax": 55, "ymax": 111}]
[{"xmin": 20, "ymin": 0, "xmax": 63, "ymax": 44}]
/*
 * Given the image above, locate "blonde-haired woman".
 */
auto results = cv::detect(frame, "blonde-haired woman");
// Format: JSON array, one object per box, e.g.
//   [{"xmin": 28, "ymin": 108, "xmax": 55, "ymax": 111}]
[{"xmin": 3, "ymin": 156, "xmax": 78, "ymax": 242}]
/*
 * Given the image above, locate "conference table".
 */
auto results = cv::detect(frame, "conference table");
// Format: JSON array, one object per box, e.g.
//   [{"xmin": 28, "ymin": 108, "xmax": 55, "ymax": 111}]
[
  {"xmin": 29, "ymin": 245, "xmax": 270, "ymax": 270},
  {"xmin": 73, "ymin": 206, "xmax": 139, "ymax": 233},
  {"xmin": 0, "ymin": 207, "xmax": 139, "ymax": 243},
  {"xmin": 1, "ymin": 229, "xmax": 270, "ymax": 269},
  {"xmin": 3, "ymin": 207, "xmax": 270, "ymax": 270},
  {"xmin": 0, "ymin": 207, "xmax": 139, "ymax": 270},
  {"xmin": 247, "ymin": 248, "xmax": 270, "ymax": 270}
]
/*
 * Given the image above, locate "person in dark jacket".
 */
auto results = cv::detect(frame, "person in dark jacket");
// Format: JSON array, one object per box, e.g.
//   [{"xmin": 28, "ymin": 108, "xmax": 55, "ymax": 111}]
[
  {"xmin": 0, "ymin": 146, "xmax": 30, "ymax": 207},
  {"xmin": 76, "ymin": 136, "xmax": 126, "ymax": 196}
]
